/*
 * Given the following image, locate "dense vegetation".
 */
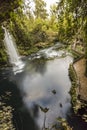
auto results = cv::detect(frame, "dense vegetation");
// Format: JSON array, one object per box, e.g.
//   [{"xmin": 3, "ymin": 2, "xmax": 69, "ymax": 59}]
[
  {"xmin": 56, "ymin": 0, "xmax": 87, "ymax": 74},
  {"xmin": 8, "ymin": 0, "xmax": 58, "ymax": 56},
  {"xmin": 0, "ymin": 0, "xmax": 23, "ymax": 65},
  {"xmin": 0, "ymin": 0, "xmax": 87, "ymax": 67},
  {"xmin": 0, "ymin": 0, "xmax": 87, "ymax": 130}
]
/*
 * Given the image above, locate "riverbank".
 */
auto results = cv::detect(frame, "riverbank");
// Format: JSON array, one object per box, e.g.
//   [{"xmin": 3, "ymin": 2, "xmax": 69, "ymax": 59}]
[
  {"xmin": 69, "ymin": 56, "xmax": 87, "ymax": 123},
  {"xmin": 74, "ymin": 58, "xmax": 87, "ymax": 101}
]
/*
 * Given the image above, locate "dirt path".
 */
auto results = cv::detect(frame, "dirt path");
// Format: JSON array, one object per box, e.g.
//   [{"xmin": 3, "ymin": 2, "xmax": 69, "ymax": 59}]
[{"xmin": 74, "ymin": 58, "xmax": 87, "ymax": 101}]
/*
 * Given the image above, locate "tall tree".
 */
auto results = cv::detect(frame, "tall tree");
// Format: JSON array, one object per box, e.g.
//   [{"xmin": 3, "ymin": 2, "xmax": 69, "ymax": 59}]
[
  {"xmin": 49, "ymin": 4, "xmax": 58, "ymax": 31},
  {"xmin": 50, "ymin": 4, "xmax": 58, "ymax": 21},
  {"xmin": 23, "ymin": 0, "xmax": 34, "ymax": 20},
  {"xmin": 33, "ymin": 0, "xmax": 48, "ymax": 19}
]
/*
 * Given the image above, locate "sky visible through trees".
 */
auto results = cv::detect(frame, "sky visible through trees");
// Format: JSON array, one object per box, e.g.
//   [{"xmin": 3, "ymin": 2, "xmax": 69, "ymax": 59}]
[
  {"xmin": 25, "ymin": 0, "xmax": 58, "ymax": 13},
  {"xmin": 44, "ymin": 0, "xmax": 58, "ymax": 12}
]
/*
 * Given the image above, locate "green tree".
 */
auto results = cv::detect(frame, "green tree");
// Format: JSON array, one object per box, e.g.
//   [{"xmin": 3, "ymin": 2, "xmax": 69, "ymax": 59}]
[
  {"xmin": 49, "ymin": 4, "xmax": 58, "ymax": 31},
  {"xmin": 0, "ymin": 0, "xmax": 23, "ymax": 64},
  {"xmin": 0, "ymin": 0, "xmax": 23, "ymax": 23},
  {"xmin": 56, "ymin": 0, "xmax": 87, "ymax": 74},
  {"xmin": 23, "ymin": 0, "xmax": 34, "ymax": 21},
  {"xmin": 33, "ymin": 0, "xmax": 48, "ymax": 19}
]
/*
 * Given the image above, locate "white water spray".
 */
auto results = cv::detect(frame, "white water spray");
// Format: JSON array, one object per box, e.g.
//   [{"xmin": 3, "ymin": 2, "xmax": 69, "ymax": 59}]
[{"xmin": 2, "ymin": 26, "xmax": 24, "ymax": 74}]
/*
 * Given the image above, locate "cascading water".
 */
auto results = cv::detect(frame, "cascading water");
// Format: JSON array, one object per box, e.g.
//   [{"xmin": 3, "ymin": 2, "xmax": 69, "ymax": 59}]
[{"xmin": 2, "ymin": 26, "xmax": 24, "ymax": 74}]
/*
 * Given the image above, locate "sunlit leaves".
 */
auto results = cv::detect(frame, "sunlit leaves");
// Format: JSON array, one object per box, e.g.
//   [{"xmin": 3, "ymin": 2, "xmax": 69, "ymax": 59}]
[{"xmin": 33, "ymin": 0, "xmax": 48, "ymax": 19}]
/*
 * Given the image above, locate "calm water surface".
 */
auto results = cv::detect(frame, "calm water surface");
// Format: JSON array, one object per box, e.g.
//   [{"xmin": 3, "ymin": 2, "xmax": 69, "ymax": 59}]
[
  {"xmin": 0, "ymin": 45, "xmax": 74, "ymax": 129},
  {"xmin": 1, "ymin": 46, "xmax": 87, "ymax": 130},
  {"xmin": 13, "ymin": 51, "xmax": 73, "ymax": 129}
]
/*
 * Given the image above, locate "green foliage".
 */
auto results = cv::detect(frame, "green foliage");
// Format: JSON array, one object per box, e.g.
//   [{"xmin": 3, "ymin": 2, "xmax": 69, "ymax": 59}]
[
  {"xmin": 0, "ymin": 25, "xmax": 4, "ymax": 40},
  {"xmin": 49, "ymin": 4, "xmax": 58, "ymax": 31},
  {"xmin": 0, "ymin": 93, "xmax": 15, "ymax": 130},
  {"xmin": 9, "ymin": 12, "xmax": 48, "ymax": 54},
  {"xmin": 0, "ymin": 0, "xmax": 58, "ymax": 63},
  {"xmin": 31, "ymin": 23, "xmax": 47, "ymax": 44},
  {"xmin": 56, "ymin": 0, "xmax": 87, "ymax": 72},
  {"xmin": 0, "ymin": 25, "xmax": 8, "ymax": 65},
  {"xmin": 0, "ymin": 0, "xmax": 87, "ymax": 68},
  {"xmin": 57, "ymin": 118, "xmax": 72, "ymax": 130},
  {"xmin": 69, "ymin": 64, "xmax": 77, "ymax": 82},
  {"xmin": 0, "ymin": 0, "xmax": 23, "ymax": 65},
  {"xmin": 33, "ymin": 0, "xmax": 48, "ymax": 19},
  {"xmin": 56, "ymin": 0, "xmax": 87, "ymax": 45},
  {"xmin": 69, "ymin": 64, "xmax": 81, "ymax": 113},
  {"xmin": 0, "ymin": 0, "xmax": 23, "ymax": 23}
]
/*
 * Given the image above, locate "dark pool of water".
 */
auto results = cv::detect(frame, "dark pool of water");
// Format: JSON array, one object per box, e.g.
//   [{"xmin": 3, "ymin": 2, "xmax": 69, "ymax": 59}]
[
  {"xmin": 12, "ymin": 54, "xmax": 72, "ymax": 129},
  {"xmin": 0, "ymin": 46, "xmax": 87, "ymax": 130}
]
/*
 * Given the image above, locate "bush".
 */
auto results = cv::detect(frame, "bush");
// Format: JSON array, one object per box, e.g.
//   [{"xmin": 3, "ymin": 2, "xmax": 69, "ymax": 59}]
[
  {"xmin": 69, "ymin": 64, "xmax": 79, "ymax": 113},
  {"xmin": 31, "ymin": 24, "xmax": 48, "ymax": 44}
]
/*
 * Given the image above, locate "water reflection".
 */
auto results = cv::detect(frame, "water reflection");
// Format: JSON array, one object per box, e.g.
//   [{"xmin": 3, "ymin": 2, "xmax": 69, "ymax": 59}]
[
  {"xmin": 26, "ymin": 57, "xmax": 47, "ymax": 74},
  {"xmin": 0, "ymin": 78, "xmax": 39, "ymax": 130},
  {"xmin": 17, "ymin": 55, "xmax": 73, "ymax": 129}
]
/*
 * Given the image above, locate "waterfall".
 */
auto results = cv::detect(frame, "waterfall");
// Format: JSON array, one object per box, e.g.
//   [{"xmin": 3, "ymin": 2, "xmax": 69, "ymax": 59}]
[{"xmin": 2, "ymin": 26, "xmax": 24, "ymax": 74}]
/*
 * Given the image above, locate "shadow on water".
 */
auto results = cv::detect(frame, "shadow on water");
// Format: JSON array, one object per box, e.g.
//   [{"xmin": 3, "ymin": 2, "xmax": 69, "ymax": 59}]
[
  {"xmin": 0, "ymin": 77, "xmax": 39, "ymax": 130},
  {"xmin": 67, "ymin": 112, "xmax": 87, "ymax": 130}
]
